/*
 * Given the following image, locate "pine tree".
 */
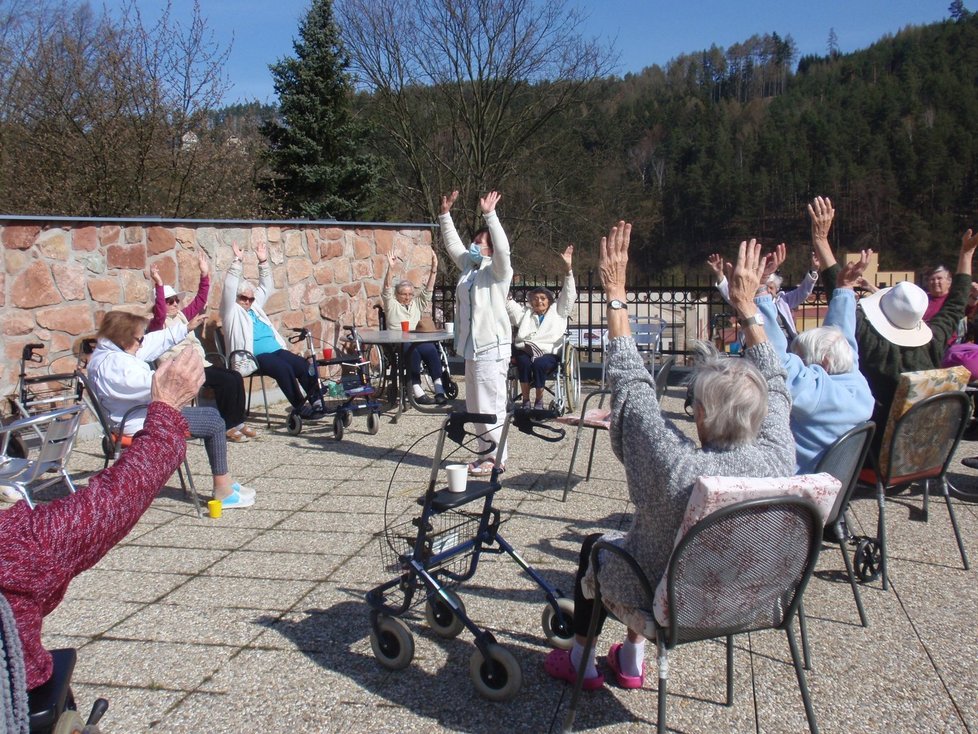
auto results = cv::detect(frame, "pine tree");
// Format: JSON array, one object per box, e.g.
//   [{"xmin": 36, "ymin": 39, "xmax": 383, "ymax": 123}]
[
  {"xmin": 262, "ymin": 0, "xmax": 376, "ymax": 220},
  {"xmin": 948, "ymin": 0, "xmax": 970, "ymax": 20}
]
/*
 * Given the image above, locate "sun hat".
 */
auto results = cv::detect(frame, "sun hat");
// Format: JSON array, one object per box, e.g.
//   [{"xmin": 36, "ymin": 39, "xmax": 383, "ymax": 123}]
[
  {"xmin": 162, "ymin": 285, "xmax": 184, "ymax": 300},
  {"xmin": 858, "ymin": 281, "xmax": 932, "ymax": 347}
]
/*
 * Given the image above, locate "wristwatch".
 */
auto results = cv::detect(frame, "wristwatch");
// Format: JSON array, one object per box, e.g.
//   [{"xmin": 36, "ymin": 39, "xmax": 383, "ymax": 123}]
[
  {"xmin": 608, "ymin": 299, "xmax": 627, "ymax": 310},
  {"xmin": 738, "ymin": 313, "xmax": 765, "ymax": 328}
]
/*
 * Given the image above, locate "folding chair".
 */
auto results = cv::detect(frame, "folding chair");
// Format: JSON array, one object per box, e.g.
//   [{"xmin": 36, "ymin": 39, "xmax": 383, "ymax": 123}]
[
  {"xmin": 654, "ymin": 355, "xmax": 676, "ymax": 401},
  {"xmin": 76, "ymin": 371, "xmax": 203, "ymax": 518},
  {"xmin": 0, "ymin": 405, "xmax": 85, "ymax": 509},
  {"xmin": 813, "ymin": 421, "xmax": 876, "ymax": 627},
  {"xmin": 564, "ymin": 475, "xmax": 839, "ymax": 734},
  {"xmin": 214, "ymin": 325, "xmax": 271, "ymax": 427},
  {"xmin": 859, "ymin": 367, "xmax": 971, "ymax": 590}
]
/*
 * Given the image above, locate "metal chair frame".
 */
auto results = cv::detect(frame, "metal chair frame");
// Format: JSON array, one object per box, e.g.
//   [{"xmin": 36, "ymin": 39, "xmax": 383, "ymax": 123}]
[{"xmin": 213, "ymin": 325, "xmax": 271, "ymax": 427}]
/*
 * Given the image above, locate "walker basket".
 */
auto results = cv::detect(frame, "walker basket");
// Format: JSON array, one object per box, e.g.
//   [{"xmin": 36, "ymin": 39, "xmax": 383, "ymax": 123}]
[{"xmin": 379, "ymin": 510, "xmax": 480, "ymax": 577}]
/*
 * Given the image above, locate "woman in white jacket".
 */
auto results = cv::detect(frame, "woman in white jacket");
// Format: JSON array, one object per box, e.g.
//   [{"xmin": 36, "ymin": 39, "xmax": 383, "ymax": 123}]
[
  {"xmin": 220, "ymin": 241, "xmax": 324, "ymax": 418},
  {"xmin": 507, "ymin": 246, "xmax": 576, "ymax": 409},
  {"xmin": 88, "ymin": 311, "xmax": 255, "ymax": 509},
  {"xmin": 439, "ymin": 190, "xmax": 513, "ymax": 476}
]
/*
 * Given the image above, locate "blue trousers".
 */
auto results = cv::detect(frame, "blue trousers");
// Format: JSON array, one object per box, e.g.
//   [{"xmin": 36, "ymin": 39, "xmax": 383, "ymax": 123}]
[
  {"xmin": 407, "ymin": 342, "xmax": 443, "ymax": 385},
  {"xmin": 255, "ymin": 350, "xmax": 320, "ymax": 408},
  {"xmin": 514, "ymin": 351, "xmax": 558, "ymax": 388}
]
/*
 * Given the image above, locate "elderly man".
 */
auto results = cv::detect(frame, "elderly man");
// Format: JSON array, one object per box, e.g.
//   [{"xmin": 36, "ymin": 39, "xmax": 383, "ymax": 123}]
[
  {"xmin": 811, "ymin": 196, "xmax": 978, "ymax": 459},
  {"xmin": 382, "ymin": 249, "xmax": 446, "ymax": 405}
]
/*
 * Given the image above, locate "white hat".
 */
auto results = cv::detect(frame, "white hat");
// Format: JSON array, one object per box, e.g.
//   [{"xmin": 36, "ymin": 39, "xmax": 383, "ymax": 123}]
[
  {"xmin": 858, "ymin": 281, "xmax": 932, "ymax": 347},
  {"xmin": 162, "ymin": 285, "xmax": 184, "ymax": 301}
]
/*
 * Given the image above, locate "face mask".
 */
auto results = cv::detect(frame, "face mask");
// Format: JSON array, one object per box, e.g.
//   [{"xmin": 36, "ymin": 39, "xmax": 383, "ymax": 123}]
[{"xmin": 468, "ymin": 242, "xmax": 484, "ymax": 265}]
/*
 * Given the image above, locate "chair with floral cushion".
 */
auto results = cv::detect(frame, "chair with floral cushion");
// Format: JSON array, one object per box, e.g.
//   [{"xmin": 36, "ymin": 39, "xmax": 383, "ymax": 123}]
[
  {"xmin": 562, "ymin": 474, "xmax": 840, "ymax": 734},
  {"xmin": 858, "ymin": 367, "xmax": 972, "ymax": 588}
]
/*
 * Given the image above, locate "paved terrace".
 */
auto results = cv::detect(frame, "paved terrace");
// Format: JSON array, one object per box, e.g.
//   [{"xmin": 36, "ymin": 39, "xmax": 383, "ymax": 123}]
[{"xmin": 32, "ymin": 386, "xmax": 978, "ymax": 733}]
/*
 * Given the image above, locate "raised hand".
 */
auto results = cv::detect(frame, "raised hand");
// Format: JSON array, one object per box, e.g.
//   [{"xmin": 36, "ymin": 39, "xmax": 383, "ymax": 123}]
[
  {"xmin": 150, "ymin": 262, "xmax": 163, "ymax": 286},
  {"xmin": 706, "ymin": 253, "xmax": 725, "ymax": 280},
  {"xmin": 430, "ymin": 248, "xmax": 438, "ymax": 268},
  {"xmin": 186, "ymin": 313, "xmax": 206, "ymax": 330},
  {"xmin": 198, "ymin": 249, "xmax": 210, "ymax": 278},
  {"xmin": 480, "ymin": 190, "xmax": 501, "ymax": 215},
  {"xmin": 961, "ymin": 228, "xmax": 978, "ymax": 257},
  {"xmin": 232, "ymin": 241, "xmax": 243, "ymax": 260},
  {"xmin": 151, "ymin": 347, "xmax": 204, "ymax": 410},
  {"xmin": 386, "ymin": 251, "xmax": 398, "ymax": 269},
  {"xmin": 599, "ymin": 221, "xmax": 630, "ymax": 299},
  {"xmin": 255, "ymin": 241, "xmax": 268, "ymax": 264},
  {"xmin": 837, "ymin": 250, "xmax": 873, "ymax": 289},
  {"xmin": 762, "ymin": 243, "xmax": 786, "ymax": 279},
  {"xmin": 440, "ymin": 190, "xmax": 459, "ymax": 215},
  {"xmin": 561, "ymin": 244, "xmax": 574, "ymax": 273},
  {"xmin": 808, "ymin": 196, "xmax": 834, "ymax": 242},
  {"xmin": 727, "ymin": 239, "xmax": 767, "ymax": 312},
  {"xmin": 810, "ymin": 251, "xmax": 821, "ymax": 271}
]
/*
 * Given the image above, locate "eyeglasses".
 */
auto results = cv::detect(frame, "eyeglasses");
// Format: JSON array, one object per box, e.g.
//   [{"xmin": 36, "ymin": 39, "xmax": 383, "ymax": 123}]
[
  {"xmin": 165, "ymin": 296, "xmax": 180, "ymax": 305},
  {"xmin": 135, "ymin": 335, "xmax": 145, "ymax": 345},
  {"xmin": 237, "ymin": 295, "xmax": 255, "ymax": 303}
]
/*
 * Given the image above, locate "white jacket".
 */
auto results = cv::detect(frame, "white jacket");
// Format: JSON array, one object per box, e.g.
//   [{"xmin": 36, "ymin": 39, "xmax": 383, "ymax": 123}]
[
  {"xmin": 219, "ymin": 259, "xmax": 286, "ymax": 375},
  {"xmin": 381, "ymin": 284, "xmax": 431, "ymax": 330},
  {"xmin": 87, "ymin": 323, "xmax": 189, "ymax": 433},
  {"xmin": 506, "ymin": 273, "xmax": 577, "ymax": 355},
  {"xmin": 439, "ymin": 210, "xmax": 513, "ymax": 359}
]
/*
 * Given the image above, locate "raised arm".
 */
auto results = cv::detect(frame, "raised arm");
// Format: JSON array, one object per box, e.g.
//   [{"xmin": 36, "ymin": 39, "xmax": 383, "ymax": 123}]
[
  {"xmin": 253, "ymin": 242, "xmax": 273, "ymax": 309},
  {"xmin": 425, "ymin": 248, "xmax": 438, "ymax": 292},
  {"xmin": 808, "ymin": 196, "xmax": 836, "ymax": 270},
  {"xmin": 182, "ymin": 250, "xmax": 211, "ymax": 320},
  {"xmin": 957, "ymin": 228, "xmax": 978, "ymax": 277},
  {"xmin": 555, "ymin": 245, "xmax": 577, "ymax": 318},
  {"xmin": 148, "ymin": 263, "xmax": 166, "ymax": 332},
  {"xmin": 437, "ymin": 190, "xmax": 468, "ymax": 270},
  {"xmin": 481, "ymin": 191, "xmax": 512, "ymax": 283},
  {"xmin": 725, "ymin": 239, "xmax": 771, "ymax": 349},
  {"xmin": 221, "ymin": 243, "xmax": 244, "ymax": 318},
  {"xmin": 824, "ymin": 250, "xmax": 872, "ymax": 356}
]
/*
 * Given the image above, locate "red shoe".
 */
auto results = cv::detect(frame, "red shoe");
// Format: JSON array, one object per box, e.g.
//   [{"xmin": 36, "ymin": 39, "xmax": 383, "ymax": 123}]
[
  {"xmin": 544, "ymin": 649, "xmax": 604, "ymax": 691},
  {"xmin": 607, "ymin": 643, "xmax": 644, "ymax": 689}
]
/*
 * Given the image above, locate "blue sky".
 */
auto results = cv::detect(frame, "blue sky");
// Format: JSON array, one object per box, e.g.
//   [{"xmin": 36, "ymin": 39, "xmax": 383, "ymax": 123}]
[{"xmin": 127, "ymin": 0, "xmax": 956, "ymax": 104}]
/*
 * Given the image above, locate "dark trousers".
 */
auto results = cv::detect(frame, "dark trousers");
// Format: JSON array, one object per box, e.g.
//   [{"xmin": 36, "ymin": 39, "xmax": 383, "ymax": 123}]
[
  {"xmin": 514, "ymin": 350, "xmax": 559, "ymax": 388},
  {"xmin": 203, "ymin": 365, "xmax": 246, "ymax": 429},
  {"xmin": 573, "ymin": 533, "xmax": 609, "ymax": 637},
  {"xmin": 255, "ymin": 350, "xmax": 320, "ymax": 408},
  {"xmin": 407, "ymin": 342, "xmax": 443, "ymax": 385}
]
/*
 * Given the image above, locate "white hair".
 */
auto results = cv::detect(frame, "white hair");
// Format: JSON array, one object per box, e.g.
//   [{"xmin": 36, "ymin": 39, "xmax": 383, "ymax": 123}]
[
  {"xmin": 767, "ymin": 273, "xmax": 784, "ymax": 290},
  {"xmin": 688, "ymin": 341, "xmax": 768, "ymax": 448},
  {"xmin": 790, "ymin": 325, "xmax": 854, "ymax": 374},
  {"xmin": 237, "ymin": 280, "xmax": 255, "ymax": 296},
  {"xmin": 395, "ymin": 280, "xmax": 415, "ymax": 295}
]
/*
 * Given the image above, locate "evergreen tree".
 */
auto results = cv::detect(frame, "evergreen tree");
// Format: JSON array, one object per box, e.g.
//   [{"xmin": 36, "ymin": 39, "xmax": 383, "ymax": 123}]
[{"xmin": 262, "ymin": 0, "xmax": 376, "ymax": 220}]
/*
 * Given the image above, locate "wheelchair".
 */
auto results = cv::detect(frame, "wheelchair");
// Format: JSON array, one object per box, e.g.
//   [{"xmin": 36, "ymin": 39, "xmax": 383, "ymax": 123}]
[{"xmin": 508, "ymin": 330, "xmax": 580, "ymax": 416}]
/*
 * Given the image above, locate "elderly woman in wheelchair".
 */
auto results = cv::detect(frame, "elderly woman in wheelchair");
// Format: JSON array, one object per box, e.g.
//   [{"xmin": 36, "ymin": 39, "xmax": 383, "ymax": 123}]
[
  {"xmin": 545, "ymin": 227, "xmax": 794, "ymax": 690},
  {"xmin": 506, "ymin": 245, "xmax": 576, "ymax": 410}
]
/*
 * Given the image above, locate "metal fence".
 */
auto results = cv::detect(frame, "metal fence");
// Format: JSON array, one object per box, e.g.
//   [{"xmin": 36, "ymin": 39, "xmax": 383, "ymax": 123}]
[{"xmin": 431, "ymin": 270, "xmax": 835, "ymax": 365}]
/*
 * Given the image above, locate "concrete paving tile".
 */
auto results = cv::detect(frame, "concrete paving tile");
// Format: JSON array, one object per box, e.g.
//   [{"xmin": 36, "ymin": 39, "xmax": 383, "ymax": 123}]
[
  {"xmin": 68, "ymin": 683, "xmax": 185, "ymax": 734},
  {"xmin": 72, "ymin": 638, "xmax": 236, "ymax": 690},
  {"xmin": 44, "ymin": 598, "xmax": 144, "ymax": 638},
  {"xmin": 275, "ymin": 511, "xmax": 387, "ymax": 535},
  {"xmin": 108, "ymin": 602, "xmax": 275, "ymax": 647},
  {"xmin": 161, "ymin": 575, "xmax": 317, "ymax": 611},
  {"xmin": 205, "ymin": 549, "xmax": 344, "ymax": 581},
  {"xmin": 240, "ymin": 528, "xmax": 372, "ymax": 556},
  {"xmin": 170, "ymin": 507, "xmax": 293, "ymax": 529},
  {"xmin": 126, "ymin": 523, "xmax": 261, "ymax": 550},
  {"xmin": 98, "ymin": 544, "xmax": 228, "ymax": 575},
  {"xmin": 58, "ymin": 567, "xmax": 193, "ymax": 603}
]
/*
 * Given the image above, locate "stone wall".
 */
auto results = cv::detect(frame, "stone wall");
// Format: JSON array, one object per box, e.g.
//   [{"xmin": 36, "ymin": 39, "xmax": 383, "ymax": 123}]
[{"xmin": 0, "ymin": 217, "xmax": 436, "ymax": 417}]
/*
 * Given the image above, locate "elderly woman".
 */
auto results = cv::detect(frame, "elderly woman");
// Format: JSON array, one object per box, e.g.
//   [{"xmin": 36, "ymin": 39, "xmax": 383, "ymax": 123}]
[
  {"xmin": 439, "ymin": 189, "xmax": 513, "ymax": 476},
  {"xmin": 220, "ymin": 241, "xmax": 325, "ymax": 418},
  {"xmin": 382, "ymin": 248, "xmax": 446, "ymax": 405},
  {"xmin": 148, "ymin": 252, "xmax": 255, "ymax": 442},
  {"xmin": 506, "ymin": 246, "xmax": 576, "ymax": 409},
  {"xmin": 545, "ymin": 227, "xmax": 794, "ymax": 691},
  {"xmin": 87, "ymin": 311, "xmax": 255, "ymax": 508},
  {"xmin": 756, "ymin": 241, "xmax": 875, "ymax": 473}
]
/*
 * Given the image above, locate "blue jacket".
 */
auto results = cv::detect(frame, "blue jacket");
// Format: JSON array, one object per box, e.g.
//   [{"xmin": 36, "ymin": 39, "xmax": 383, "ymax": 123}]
[{"xmin": 756, "ymin": 290, "xmax": 875, "ymax": 473}]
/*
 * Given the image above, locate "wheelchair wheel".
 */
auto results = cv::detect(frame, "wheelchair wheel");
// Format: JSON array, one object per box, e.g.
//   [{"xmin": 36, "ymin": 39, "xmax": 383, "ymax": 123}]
[
  {"xmin": 444, "ymin": 376, "xmax": 459, "ymax": 400},
  {"xmin": 286, "ymin": 411, "xmax": 302, "ymax": 436},
  {"xmin": 563, "ymin": 346, "xmax": 580, "ymax": 413},
  {"xmin": 367, "ymin": 411, "xmax": 380, "ymax": 435},
  {"xmin": 333, "ymin": 414, "xmax": 344, "ymax": 441},
  {"xmin": 425, "ymin": 590, "xmax": 466, "ymax": 639},
  {"xmin": 343, "ymin": 410, "xmax": 353, "ymax": 428},
  {"xmin": 853, "ymin": 537, "xmax": 882, "ymax": 582},
  {"xmin": 365, "ymin": 344, "xmax": 389, "ymax": 405},
  {"xmin": 370, "ymin": 614, "xmax": 414, "ymax": 670},
  {"xmin": 541, "ymin": 597, "xmax": 575, "ymax": 650},
  {"xmin": 469, "ymin": 643, "xmax": 522, "ymax": 702},
  {"xmin": 53, "ymin": 710, "xmax": 86, "ymax": 734}
]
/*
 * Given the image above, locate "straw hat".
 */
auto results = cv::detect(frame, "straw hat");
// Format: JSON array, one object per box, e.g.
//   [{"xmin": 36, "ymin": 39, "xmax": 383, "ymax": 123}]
[
  {"xmin": 858, "ymin": 281, "xmax": 932, "ymax": 347},
  {"xmin": 162, "ymin": 285, "xmax": 185, "ymax": 300}
]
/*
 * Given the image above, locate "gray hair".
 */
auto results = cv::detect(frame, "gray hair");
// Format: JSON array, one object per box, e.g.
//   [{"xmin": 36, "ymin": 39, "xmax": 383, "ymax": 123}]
[
  {"xmin": 395, "ymin": 280, "xmax": 415, "ymax": 295},
  {"xmin": 236, "ymin": 280, "xmax": 255, "ymax": 297},
  {"xmin": 767, "ymin": 273, "xmax": 784, "ymax": 290},
  {"xmin": 688, "ymin": 340, "xmax": 768, "ymax": 449},
  {"xmin": 790, "ymin": 325, "xmax": 854, "ymax": 374}
]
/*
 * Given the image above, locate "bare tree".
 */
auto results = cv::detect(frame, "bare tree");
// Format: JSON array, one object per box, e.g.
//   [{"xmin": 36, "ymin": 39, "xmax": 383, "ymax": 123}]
[
  {"xmin": 336, "ymin": 0, "xmax": 614, "ymax": 240},
  {"xmin": 0, "ymin": 0, "xmax": 267, "ymax": 217}
]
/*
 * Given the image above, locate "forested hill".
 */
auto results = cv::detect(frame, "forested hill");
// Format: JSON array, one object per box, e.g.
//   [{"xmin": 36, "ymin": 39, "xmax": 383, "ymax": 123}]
[{"xmin": 572, "ymin": 14, "xmax": 978, "ymax": 278}]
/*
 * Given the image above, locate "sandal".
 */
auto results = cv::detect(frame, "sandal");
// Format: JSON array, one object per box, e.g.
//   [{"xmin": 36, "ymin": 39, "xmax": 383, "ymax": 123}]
[{"xmin": 468, "ymin": 460, "xmax": 494, "ymax": 477}]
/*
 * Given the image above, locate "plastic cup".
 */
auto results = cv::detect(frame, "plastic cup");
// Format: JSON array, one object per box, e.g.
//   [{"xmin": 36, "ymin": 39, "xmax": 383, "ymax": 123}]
[
  {"xmin": 401, "ymin": 320, "xmax": 410, "ymax": 332},
  {"xmin": 207, "ymin": 499, "xmax": 223, "ymax": 519},
  {"xmin": 322, "ymin": 347, "xmax": 333, "ymax": 360},
  {"xmin": 444, "ymin": 322, "xmax": 454, "ymax": 335},
  {"xmin": 446, "ymin": 464, "xmax": 468, "ymax": 493}
]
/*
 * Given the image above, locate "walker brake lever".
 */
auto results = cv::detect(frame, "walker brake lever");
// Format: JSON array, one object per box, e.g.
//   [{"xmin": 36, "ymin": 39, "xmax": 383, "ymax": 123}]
[{"xmin": 512, "ymin": 410, "xmax": 566, "ymax": 442}]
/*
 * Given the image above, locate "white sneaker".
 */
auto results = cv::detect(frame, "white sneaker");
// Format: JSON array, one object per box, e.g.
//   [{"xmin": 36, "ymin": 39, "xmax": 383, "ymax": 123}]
[{"xmin": 230, "ymin": 482, "xmax": 256, "ymax": 499}]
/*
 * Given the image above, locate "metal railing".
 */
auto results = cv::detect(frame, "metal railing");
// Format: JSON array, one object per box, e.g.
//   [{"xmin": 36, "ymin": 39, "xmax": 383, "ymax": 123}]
[{"xmin": 431, "ymin": 270, "xmax": 834, "ymax": 365}]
